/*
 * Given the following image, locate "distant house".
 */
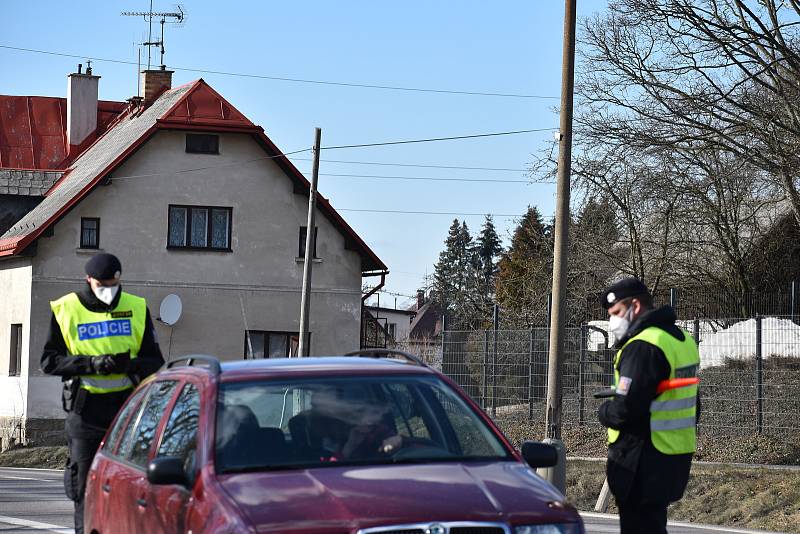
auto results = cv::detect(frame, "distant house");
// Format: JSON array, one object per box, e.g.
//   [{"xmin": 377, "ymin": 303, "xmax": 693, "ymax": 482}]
[
  {"xmin": 407, "ymin": 299, "xmax": 444, "ymax": 341},
  {"xmin": 0, "ymin": 66, "xmax": 387, "ymax": 444},
  {"xmin": 362, "ymin": 290, "xmax": 444, "ymax": 357},
  {"xmin": 362, "ymin": 305, "xmax": 417, "ymax": 347}
]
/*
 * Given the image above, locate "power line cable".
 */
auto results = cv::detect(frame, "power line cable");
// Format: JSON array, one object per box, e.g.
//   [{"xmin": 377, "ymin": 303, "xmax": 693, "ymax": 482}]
[
  {"xmin": 314, "ymin": 172, "xmax": 547, "ymax": 184},
  {"xmin": 321, "ymin": 128, "xmax": 556, "ymax": 150},
  {"xmin": 336, "ymin": 208, "xmax": 552, "ymax": 218},
  {"xmin": 0, "ymin": 44, "xmax": 559, "ymax": 100},
  {"xmin": 372, "ymin": 289, "xmax": 418, "ymax": 299},
  {"xmin": 105, "ymin": 129, "xmax": 553, "ymax": 181},
  {"xmin": 289, "ymin": 157, "xmax": 528, "ymax": 172}
]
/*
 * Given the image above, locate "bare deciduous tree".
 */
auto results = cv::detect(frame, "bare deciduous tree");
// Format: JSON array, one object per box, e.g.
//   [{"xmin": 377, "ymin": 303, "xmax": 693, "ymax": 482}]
[{"xmin": 580, "ymin": 0, "xmax": 800, "ymax": 225}]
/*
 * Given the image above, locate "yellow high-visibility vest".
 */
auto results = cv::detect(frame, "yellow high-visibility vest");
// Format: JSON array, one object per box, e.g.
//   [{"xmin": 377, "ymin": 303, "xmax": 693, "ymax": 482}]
[
  {"xmin": 50, "ymin": 292, "xmax": 146, "ymax": 394},
  {"xmin": 608, "ymin": 326, "xmax": 700, "ymax": 455}
]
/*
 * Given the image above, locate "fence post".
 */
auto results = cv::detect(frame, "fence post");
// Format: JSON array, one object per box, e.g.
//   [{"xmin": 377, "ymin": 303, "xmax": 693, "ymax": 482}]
[
  {"xmin": 693, "ymin": 318, "xmax": 700, "ymax": 344},
  {"xmin": 482, "ymin": 330, "xmax": 489, "ymax": 409},
  {"xmin": 528, "ymin": 329, "xmax": 535, "ymax": 420},
  {"xmin": 670, "ymin": 287, "xmax": 678, "ymax": 310},
  {"xmin": 492, "ymin": 304, "xmax": 499, "ymax": 418},
  {"xmin": 756, "ymin": 315, "xmax": 763, "ymax": 434},
  {"xmin": 579, "ymin": 323, "xmax": 587, "ymax": 426},
  {"xmin": 791, "ymin": 280, "xmax": 797, "ymax": 323},
  {"xmin": 546, "ymin": 302, "xmax": 552, "ymax": 423},
  {"xmin": 441, "ymin": 315, "xmax": 446, "ymax": 375}
]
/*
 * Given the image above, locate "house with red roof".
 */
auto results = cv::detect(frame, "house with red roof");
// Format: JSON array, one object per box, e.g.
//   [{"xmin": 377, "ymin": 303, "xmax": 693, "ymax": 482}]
[{"xmin": 0, "ymin": 66, "xmax": 387, "ymax": 445}]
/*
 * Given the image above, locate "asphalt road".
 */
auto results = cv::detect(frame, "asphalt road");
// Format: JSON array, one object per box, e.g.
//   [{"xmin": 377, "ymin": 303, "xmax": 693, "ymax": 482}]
[
  {"xmin": 0, "ymin": 467, "xmax": 72, "ymax": 534},
  {"xmin": 0, "ymin": 467, "xmax": 786, "ymax": 534}
]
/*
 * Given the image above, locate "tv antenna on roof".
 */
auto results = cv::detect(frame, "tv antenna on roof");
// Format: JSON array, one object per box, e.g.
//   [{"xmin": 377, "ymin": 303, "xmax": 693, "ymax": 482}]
[{"xmin": 122, "ymin": 1, "xmax": 186, "ymax": 70}]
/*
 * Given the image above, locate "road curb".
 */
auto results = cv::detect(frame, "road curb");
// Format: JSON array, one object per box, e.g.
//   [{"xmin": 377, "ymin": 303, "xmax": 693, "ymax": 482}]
[
  {"xmin": 580, "ymin": 511, "xmax": 784, "ymax": 534},
  {"xmin": 568, "ymin": 456, "xmax": 800, "ymax": 471},
  {"xmin": 0, "ymin": 466, "xmax": 64, "ymax": 472}
]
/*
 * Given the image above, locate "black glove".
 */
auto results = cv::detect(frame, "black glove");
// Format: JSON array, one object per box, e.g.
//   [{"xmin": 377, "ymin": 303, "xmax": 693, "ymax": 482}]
[{"xmin": 90, "ymin": 351, "xmax": 131, "ymax": 375}]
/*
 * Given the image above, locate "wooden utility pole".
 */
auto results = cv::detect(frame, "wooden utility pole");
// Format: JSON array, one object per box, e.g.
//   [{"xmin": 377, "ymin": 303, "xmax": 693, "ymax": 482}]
[
  {"xmin": 542, "ymin": 0, "xmax": 577, "ymax": 492},
  {"xmin": 298, "ymin": 128, "xmax": 322, "ymax": 357}
]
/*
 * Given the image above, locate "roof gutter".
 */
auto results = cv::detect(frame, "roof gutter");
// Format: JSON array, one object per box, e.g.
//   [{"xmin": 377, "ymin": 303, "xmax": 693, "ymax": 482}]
[{"xmin": 361, "ymin": 270, "xmax": 388, "ymax": 304}]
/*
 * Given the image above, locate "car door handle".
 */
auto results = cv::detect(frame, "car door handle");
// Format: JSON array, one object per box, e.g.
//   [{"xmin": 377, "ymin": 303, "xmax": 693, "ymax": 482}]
[
  {"xmin": 102, "ymin": 483, "xmax": 111, "ymax": 493},
  {"xmin": 136, "ymin": 498, "xmax": 147, "ymax": 507}
]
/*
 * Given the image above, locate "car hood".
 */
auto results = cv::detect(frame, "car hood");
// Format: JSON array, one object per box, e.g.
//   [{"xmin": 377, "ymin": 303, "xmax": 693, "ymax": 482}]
[{"xmin": 217, "ymin": 461, "xmax": 579, "ymax": 533}]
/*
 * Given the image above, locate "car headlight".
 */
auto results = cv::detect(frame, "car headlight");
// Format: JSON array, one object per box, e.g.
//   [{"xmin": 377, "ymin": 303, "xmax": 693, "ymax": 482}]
[{"xmin": 515, "ymin": 524, "xmax": 583, "ymax": 534}]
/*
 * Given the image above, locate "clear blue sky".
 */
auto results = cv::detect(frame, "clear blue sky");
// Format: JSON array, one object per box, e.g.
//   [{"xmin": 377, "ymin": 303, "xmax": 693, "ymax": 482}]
[{"xmin": 2, "ymin": 0, "xmax": 608, "ymax": 310}]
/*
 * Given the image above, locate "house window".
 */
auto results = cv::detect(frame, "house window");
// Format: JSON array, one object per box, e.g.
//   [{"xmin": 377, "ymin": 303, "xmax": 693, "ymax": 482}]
[
  {"xmin": 168, "ymin": 205, "xmax": 231, "ymax": 250},
  {"xmin": 80, "ymin": 218, "xmax": 100, "ymax": 249},
  {"xmin": 244, "ymin": 331, "xmax": 309, "ymax": 359},
  {"xmin": 9, "ymin": 324, "xmax": 22, "ymax": 377},
  {"xmin": 298, "ymin": 226, "xmax": 318, "ymax": 258},
  {"xmin": 185, "ymin": 134, "xmax": 219, "ymax": 154},
  {"xmin": 387, "ymin": 323, "xmax": 396, "ymax": 339}
]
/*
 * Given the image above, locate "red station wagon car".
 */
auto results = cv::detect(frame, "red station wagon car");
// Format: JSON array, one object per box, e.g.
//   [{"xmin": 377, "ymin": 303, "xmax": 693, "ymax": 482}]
[{"xmin": 84, "ymin": 350, "xmax": 585, "ymax": 534}]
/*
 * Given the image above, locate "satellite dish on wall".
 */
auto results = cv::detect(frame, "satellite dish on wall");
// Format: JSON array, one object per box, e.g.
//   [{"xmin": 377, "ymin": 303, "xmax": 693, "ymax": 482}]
[{"xmin": 159, "ymin": 294, "xmax": 183, "ymax": 326}]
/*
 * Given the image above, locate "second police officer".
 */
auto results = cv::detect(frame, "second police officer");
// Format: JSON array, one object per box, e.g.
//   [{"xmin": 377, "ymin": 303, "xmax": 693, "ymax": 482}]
[{"xmin": 598, "ymin": 278, "xmax": 701, "ymax": 534}]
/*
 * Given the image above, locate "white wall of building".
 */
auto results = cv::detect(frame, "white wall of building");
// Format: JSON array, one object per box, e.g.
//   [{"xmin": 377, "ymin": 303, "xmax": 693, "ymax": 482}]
[
  {"xmin": 0, "ymin": 258, "xmax": 32, "ymax": 419},
  {"xmin": 368, "ymin": 307, "xmax": 416, "ymax": 342}
]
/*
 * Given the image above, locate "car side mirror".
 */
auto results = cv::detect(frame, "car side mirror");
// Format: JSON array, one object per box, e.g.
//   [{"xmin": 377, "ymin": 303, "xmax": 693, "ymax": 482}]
[
  {"xmin": 521, "ymin": 441, "xmax": 558, "ymax": 468},
  {"xmin": 147, "ymin": 456, "xmax": 189, "ymax": 487}
]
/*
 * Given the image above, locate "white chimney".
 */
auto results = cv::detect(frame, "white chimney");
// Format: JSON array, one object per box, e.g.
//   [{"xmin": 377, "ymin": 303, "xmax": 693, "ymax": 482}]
[{"xmin": 67, "ymin": 63, "xmax": 100, "ymax": 153}]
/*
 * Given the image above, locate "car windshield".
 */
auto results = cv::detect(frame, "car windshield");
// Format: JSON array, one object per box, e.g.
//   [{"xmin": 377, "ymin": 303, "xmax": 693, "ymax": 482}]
[{"xmin": 215, "ymin": 374, "xmax": 512, "ymax": 473}]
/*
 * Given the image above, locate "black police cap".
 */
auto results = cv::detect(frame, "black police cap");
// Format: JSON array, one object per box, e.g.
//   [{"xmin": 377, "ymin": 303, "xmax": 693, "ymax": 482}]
[
  {"xmin": 85, "ymin": 253, "xmax": 122, "ymax": 281},
  {"xmin": 601, "ymin": 278, "xmax": 650, "ymax": 309}
]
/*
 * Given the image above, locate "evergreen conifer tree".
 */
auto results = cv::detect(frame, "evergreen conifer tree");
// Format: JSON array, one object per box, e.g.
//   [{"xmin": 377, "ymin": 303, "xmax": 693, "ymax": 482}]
[
  {"xmin": 432, "ymin": 219, "xmax": 482, "ymax": 326},
  {"xmin": 496, "ymin": 207, "xmax": 553, "ymax": 326},
  {"xmin": 477, "ymin": 215, "xmax": 503, "ymax": 295}
]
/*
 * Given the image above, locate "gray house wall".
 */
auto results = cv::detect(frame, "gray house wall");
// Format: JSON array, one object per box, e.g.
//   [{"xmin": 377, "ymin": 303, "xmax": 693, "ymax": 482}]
[{"xmin": 5, "ymin": 129, "xmax": 366, "ymax": 438}]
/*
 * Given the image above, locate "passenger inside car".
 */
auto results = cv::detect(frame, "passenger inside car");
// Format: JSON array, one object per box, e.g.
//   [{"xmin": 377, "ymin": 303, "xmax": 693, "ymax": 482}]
[
  {"xmin": 288, "ymin": 387, "xmax": 351, "ymax": 461},
  {"xmin": 217, "ymin": 404, "xmax": 290, "ymax": 469}
]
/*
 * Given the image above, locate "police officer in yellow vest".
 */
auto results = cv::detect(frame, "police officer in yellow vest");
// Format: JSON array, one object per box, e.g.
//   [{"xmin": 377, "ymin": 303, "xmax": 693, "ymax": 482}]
[
  {"xmin": 41, "ymin": 253, "xmax": 164, "ymax": 534},
  {"xmin": 598, "ymin": 278, "xmax": 700, "ymax": 534}
]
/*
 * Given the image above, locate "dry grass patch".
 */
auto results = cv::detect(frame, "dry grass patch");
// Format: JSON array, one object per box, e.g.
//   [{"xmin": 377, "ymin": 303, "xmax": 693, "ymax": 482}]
[
  {"xmin": 0, "ymin": 446, "xmax": 68, "ymax": 469},
  {"xmin": 568, "ymin": 460, "xmax": 800, "ymax": 533}
]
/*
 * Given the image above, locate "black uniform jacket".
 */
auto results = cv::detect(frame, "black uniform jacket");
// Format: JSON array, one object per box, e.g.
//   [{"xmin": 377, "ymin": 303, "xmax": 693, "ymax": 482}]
[
  {"xmin": 598, "ymin": 305, "xmax": 700, "ymax": 504},
  {"xmin": 41, "ymin": 285, "xmax": 165, "ymax": 431}
]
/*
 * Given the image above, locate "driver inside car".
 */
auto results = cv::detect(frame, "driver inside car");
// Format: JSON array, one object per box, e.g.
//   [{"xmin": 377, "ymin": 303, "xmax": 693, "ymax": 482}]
[
  {"xmin": 340, "ymin": 400, "xmax": 402, "ymax": 459},
  {"xmin": 304, "ymin": 386, "xmax": 402, "ymax": 461}
]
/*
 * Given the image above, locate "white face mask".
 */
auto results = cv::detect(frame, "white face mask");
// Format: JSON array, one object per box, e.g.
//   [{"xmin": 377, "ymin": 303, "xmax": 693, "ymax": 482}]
[
  {"xmin": 609, "ymin": 305, "xmax": 634, "ymax": 339},
  {"xmin": 93, "ymin": 284, "xmax": 119, "ymax": 305}
]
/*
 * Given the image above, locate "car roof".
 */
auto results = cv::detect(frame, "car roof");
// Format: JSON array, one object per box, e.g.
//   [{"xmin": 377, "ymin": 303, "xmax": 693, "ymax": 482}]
[{"xmin": 159, "ymin": 356, "xmax": 438, "ymax": 382}]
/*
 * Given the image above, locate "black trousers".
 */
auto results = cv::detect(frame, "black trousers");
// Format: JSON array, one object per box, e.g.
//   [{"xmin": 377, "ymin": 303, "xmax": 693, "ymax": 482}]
[
  {"xmin": 617, "ymin": 498, "xmax": 668, "ymax": 534},
  {"xmin": 65, "ymin": 414, "xmax": 106, "ymax": 534}
]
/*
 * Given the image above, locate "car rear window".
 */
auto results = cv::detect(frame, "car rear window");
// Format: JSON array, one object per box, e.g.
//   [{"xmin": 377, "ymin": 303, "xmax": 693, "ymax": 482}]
[
  {"xmin": 104, "ymin": 385, "xmax": 149, "ymax": 455},
  {"xmin": 215, "ymin": 375, "xmax": 511, "ymax": 474},
  {"xmin": 118, "ymin": 380, "xmax": 178, "ymax": 467}
]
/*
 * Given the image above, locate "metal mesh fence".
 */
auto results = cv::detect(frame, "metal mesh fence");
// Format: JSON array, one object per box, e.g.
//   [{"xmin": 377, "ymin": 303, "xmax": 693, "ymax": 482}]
[
  {"xmin": 583, "ymin": 284, "xmax": 800, "ymax": 323},
  {"xmin": 430, "ymin": 316, "xmax": 800, "ymax": 436}
]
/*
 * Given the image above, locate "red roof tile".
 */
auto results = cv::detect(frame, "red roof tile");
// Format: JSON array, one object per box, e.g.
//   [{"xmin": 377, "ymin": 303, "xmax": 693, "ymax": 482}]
[{"xmin": 0, "ymin": 96, "xmax": 125, "ymax": 170}]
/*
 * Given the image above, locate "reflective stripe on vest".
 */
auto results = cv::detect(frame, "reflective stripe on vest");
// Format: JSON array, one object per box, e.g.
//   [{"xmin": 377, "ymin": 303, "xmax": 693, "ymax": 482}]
[
  {"xmin": 607, "ymin": 326, "xmax": 700, "ymax": 455},
  {"xmin": 651, "ymin": 417, "xmax": 696, "ymax": 431},
  {"xmin": 651, "ymin": 396, "xmax": 696, "ymax": 411},
  {"xmin": 80, "ymin": 376, "xmax": 134, "ymax": 391},
  {"xmin": 50, "ymin": 292, "xmax": 146, "ymax": 394}
]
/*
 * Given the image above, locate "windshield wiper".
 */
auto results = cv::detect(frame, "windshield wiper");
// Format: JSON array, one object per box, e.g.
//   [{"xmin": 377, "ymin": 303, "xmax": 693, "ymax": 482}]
[{"xmin": 218, "ymin": 455, "xmax": 513, "ymax": 474}]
